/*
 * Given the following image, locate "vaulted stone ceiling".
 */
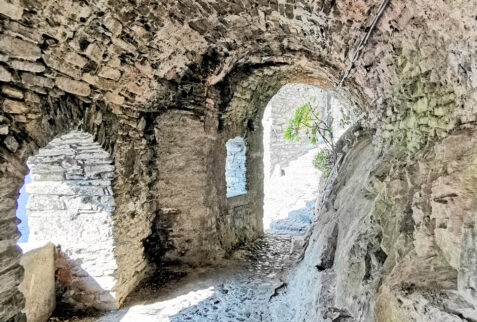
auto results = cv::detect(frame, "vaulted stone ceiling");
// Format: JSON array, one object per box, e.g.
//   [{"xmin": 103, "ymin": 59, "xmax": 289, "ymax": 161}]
[{"xmin": 1, "ymin": 0, "xmax": 476, "ymax": 321}]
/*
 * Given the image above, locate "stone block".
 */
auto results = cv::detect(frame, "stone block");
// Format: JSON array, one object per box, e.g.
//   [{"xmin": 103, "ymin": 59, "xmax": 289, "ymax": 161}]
[
  {"xmin": 84, "ymin": 42, "xmax": 104, "ymax": 63},
  {"xmin": 26, "ymin": 181, "xmax": 111, "ymax": 196},
  {"xmin": 55, "ymin": 77, "xmax": 91, "ymax": 97},
  {"xmin": 107, "ymin": 56, "xmax": 121, "ymax": 68},
  {"xmin": 21, "ymin": 73, "xmax": 54, "ymax": 89},
  {"xmin": 0, "ymin": 125, "xmax": 8, "ymax": 135},
  {"xmin": 26, "ymin": 195, "xmax": 65, "ymax": 211},
  {"xmin": 433, "ymin": 105, "xmax": 448, "ymax": 116},
  {"xmin": 84, "ymin": 164, "xmax": 114, "ymax": 178},
  {"xmin": 4, "ymin": 135, "xmax": 19, "ymax": 152},
  {"xmin": 2, "ymin": 85, "xmax": 24, "ymax": 99},
  {"xmin": 0, "ymin": 65, "xmax": 12, "ymax": 82},
  {"xmin": 99, "ymin": 66, "xmax": 121, "ymax": 80},
  {"xmin": 104, "ymin": 15, "xmax": 123, "ymax": 36},
  {"xmin": 8, "ymin": 59, "xmax": 45, "ymax": 73},
  {"xmin": 65, "ymin": 51, "xmax": 88, "ymax": 68},
  {"xmin": 3, "ymin": 99, "xmax": 28, "ymax": 114},
  {"xmin": 96, "ymin": 77, "xmax": 117, "ymax": 91},
  {"xmin": 7, "ymin": 21, "xmax": 43, "ymax": 44},
  {"xmin": 43, "ymin": 54, "xmax": 81, "ymax": 79},
  {"xmin": 0, "ymin": 34, "xmax": 41, "ymax": 61},
  {"xmin": 0, "ymin": 0, "xmax": 23, "ymax": 20},
  {"xmin": 111, "ymin": 37, "xmax": 136, "ymax": 53},
  {"xmin": 18, "ymin": 242, "xmax": 56, "ymax": 322},
  {"xmin": 25, "ymin": 91, "xmax": 40, "ymax": 103},
  {"xmin": 105, "ymin": 91, "xmax": 125, "ymax": 105},
  {"xmin": 412, "ymin": 97, "xmax": 429, "ymax": 114}
]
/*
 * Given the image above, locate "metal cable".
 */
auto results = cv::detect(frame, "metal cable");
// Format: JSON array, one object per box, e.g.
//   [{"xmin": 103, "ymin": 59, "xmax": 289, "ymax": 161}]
[{"xmin": 337, "ymin": 0, "xmax": 390, "ymax": 90}]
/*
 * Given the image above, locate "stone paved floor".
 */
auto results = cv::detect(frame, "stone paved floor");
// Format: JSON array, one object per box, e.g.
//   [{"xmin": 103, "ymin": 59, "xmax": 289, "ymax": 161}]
[
  {"xmin": 264, "ymin": 148, "xmax": 320, "ymax": 235},
  {"xmin": 50, "ymin": 234, "xmax": 306, "ymax": 322}
]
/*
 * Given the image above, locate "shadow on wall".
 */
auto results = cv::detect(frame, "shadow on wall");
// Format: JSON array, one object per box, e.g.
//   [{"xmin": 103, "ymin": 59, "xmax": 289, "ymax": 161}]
[
  {"xmin": 54, "ymin": 250, "xmax": 120, "ymax": 316},
  {"xmin": 268, "ymin": 201, "xmax": 314, "ymax": 235}
]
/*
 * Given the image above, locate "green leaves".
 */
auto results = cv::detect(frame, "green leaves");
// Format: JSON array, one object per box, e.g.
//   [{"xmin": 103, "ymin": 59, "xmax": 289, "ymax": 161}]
[
  {"xmin": 283, "ymin": 97, "xmax": 351, "ymax": 173},
  {"xmin": 314, "ymin": 150, "xmax": 328, "ymax": 168},
  {"xmin": 283, "ymin": 102, "xmax": 314, "ymax": 141}
]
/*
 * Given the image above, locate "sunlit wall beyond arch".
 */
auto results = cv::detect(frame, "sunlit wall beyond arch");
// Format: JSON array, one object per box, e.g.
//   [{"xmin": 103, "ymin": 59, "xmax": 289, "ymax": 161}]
[
  {"xmin": 225, "ymin": 137, "xmax": 247, "ymax": 198},
  {"xmin": 19, "ymin": 130, "xmax": 117, "ymax": 311},
  {"xmin": 262, "ymin": 84, "xmax": 350, "ymax": 233}
]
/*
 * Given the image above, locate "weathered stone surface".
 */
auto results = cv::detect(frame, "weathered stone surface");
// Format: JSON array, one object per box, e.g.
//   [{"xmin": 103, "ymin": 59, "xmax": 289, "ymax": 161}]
[
  {"xmin": 84, "ymin": 43, "xmax": 104, "ymax": 63},
  {"xmin": 55, "ymin": 77, "xmax": 90, "ymax": 96},
  {"xmin": 0, "ymin": 35, "xmax": 40, "ymax": 61},
  {"xmin": 99, "ymin": 67, "xmax": 121, "ymax": 81},
  {"xmin": 21, "ymin": 73, "xmax": 54, "ymax": 89},
  {"xmin": 43, "ymin": 54, "xmax": 81, "ymax": 78},
  {"xmin": 271, "ymin": 127, "xmax": 477, "ymax": 321},
  {"xmin": 0, "ymin": 0, "xmax": 475, "ymax": 320},
  {"xmin": 103, "ymin": 14, "xmax": 122, "ymax": 36},
  {"xmin": 105, "ymin": 91, "xmax": 124, "ymax": 105},
  {"xmin": 18, "ymin": 242, "xmax": 55, "ymax": 322},
  {"xmin": 3, "ymin": 99, "xmax": 28, "ymax": 114},
  {"xmin": 2, "ymin": 86, "xmax": 24, "ymax": 99},
  {"xmin": 0, "ymin": 65, "xmax": 12, "ymax": 82},
  {"xmin": 225, "ymin": 137, "xmax": 247, "ymax": 198},
  {"xmin": 9, "ymin": 60, "xmax": 45, "ymax": 73},
  {"xmin": 0, "ymin": 125, "xmax": 9, "ymax": 135},
  {"xmin": 0, "ymin": 0, "xmax": 23, "ymax": 20},
  {"xmin": 4, "ymin": 135, "xmax": 19, "ymax": 152}
]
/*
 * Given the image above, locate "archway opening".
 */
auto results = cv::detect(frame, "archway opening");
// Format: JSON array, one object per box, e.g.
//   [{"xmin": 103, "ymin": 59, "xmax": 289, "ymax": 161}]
[
  {"xmin": 262, "ymin": 84, "xmax": 351, "ymax": 234},
  {"xmin": 15, "ymin": 130, "xmax": 118, "ymax": 317}
]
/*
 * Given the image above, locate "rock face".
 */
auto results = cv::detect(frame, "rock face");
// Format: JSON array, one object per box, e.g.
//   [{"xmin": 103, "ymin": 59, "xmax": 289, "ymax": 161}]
[
  {"xmin": 270, "ymin": 128, "xmax": 477, "ymax": 321},
  {"xmin": 0, "ymin": 0, "xmax": 475, "ymax": 320}
]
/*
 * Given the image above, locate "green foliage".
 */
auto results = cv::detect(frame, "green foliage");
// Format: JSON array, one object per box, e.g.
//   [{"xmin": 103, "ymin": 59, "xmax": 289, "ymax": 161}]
[
  {"xmin": 313, "ymin": 149, "xmax": 334, "ymax": 176},
  {"xmin": 284, "ymin": 96, "xmax": 351, "ymax": 173},
  {"xmin": 283, "ymin": 102, "xmax": 314, "ymax": 142},
  {"xmin": 339, "ymin": 108, "xmax": 352, "ymax": 128}
]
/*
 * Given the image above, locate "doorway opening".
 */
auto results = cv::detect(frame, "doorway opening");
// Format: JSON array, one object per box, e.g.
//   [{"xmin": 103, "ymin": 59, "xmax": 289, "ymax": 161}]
[
  {"xmin": 262, "ymin": 84, "xmax": 351, "ymax": 235},
  {"xmin": 15, "ymin": 130, "xmax": 118, "ymax": 313}
]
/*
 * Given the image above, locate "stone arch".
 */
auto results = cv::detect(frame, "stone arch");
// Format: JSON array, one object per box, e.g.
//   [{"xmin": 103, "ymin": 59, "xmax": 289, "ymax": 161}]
[
  {"xmin": 214, "ymin": 65, "xmax": 354, "ymax": 252},
  {"xmin": 22, "ymin": 130, "xmax": 117, "ymax": 311}
]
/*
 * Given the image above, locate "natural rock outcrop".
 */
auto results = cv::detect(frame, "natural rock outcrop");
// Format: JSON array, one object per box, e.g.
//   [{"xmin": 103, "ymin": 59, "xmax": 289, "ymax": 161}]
[{"xmin": 271, "ymin": 126, "xmax": 477, "ymax": 321}]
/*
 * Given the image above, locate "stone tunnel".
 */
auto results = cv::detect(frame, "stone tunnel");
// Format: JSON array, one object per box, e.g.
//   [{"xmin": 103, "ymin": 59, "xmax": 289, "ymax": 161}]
[{"xmin": 0, "ymin": 0, "xmax": 476, "ymax": 321}]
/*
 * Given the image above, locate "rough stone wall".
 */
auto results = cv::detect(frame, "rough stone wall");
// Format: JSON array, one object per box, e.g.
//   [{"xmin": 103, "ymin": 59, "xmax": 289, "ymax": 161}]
[
  {"xmin": 154, "ymin": 110, "xmax": 225, "ymax": 265},
  {"xmin": 225, "ymin": 137, "xmax": 247, "ymax": 198},
  {"xmin": 0, "ymin": 0, "xmax": 476, "ymax": 320},
  {"xmin": 0, "ymin": 0, "xmax": 378, "ymax": 316},
  {"xmin": 373, "ymin": 128, "xmax": 477, "ymax": 321},
  {"xmin": 26, "ymin": 130, "xmax": 117, "ymax": 311}
]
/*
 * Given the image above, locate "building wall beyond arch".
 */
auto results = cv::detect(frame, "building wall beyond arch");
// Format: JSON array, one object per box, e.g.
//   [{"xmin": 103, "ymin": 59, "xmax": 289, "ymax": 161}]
[{"xmin": 25, "ymin": 130, "xmax": 117, "ymax": 311}]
